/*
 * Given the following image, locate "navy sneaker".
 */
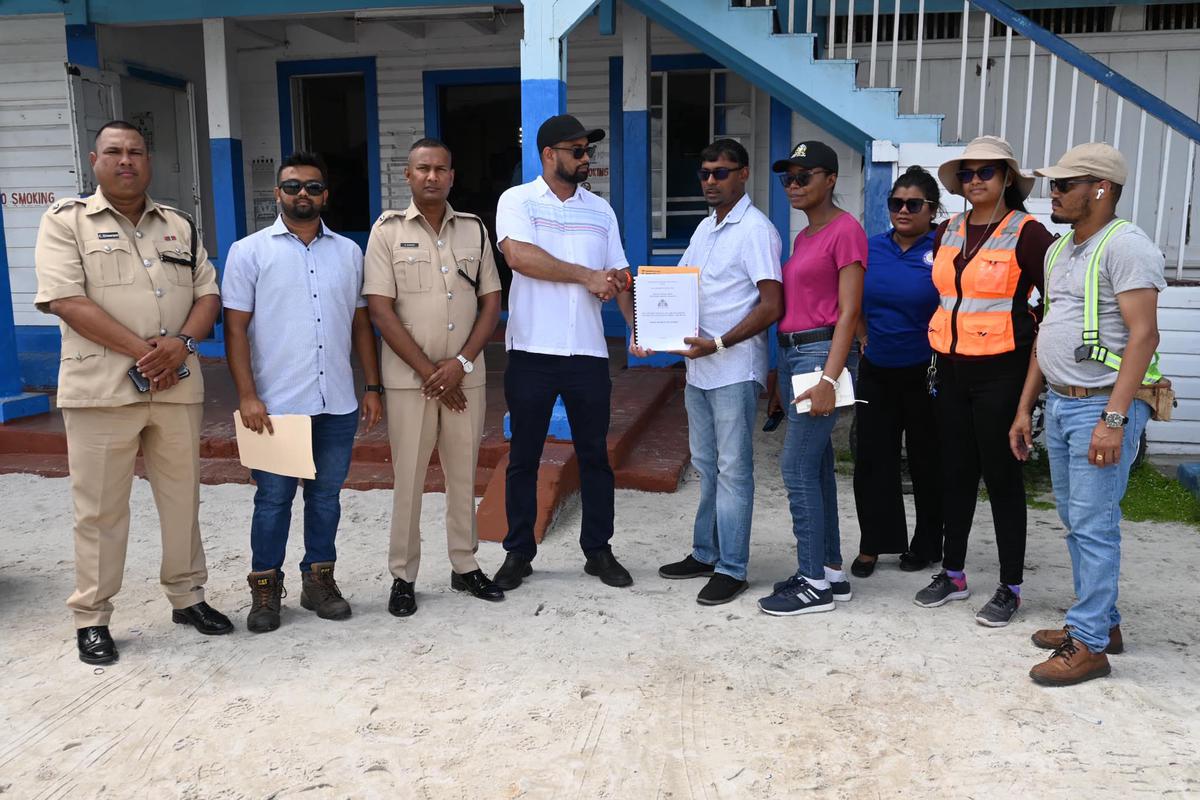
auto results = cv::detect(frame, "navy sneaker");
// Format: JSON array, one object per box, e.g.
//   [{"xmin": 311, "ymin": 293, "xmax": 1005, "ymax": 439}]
[
  {"xmin": 773, "ymin": 574, "xmax": 851, "ymax": 601},
  {"xmin": 757, "ymin": 575, "xmax": 835, "ymax": 616}
]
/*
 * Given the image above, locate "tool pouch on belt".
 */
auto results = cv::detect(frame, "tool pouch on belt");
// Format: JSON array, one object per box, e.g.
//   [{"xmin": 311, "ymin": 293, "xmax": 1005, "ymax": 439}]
[{"xmin": 1135, "ymin": 378, "xmax": 1176, "ymax": 421}]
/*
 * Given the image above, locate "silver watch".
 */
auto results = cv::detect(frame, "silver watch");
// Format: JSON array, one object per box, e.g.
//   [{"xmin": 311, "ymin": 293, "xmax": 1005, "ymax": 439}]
[
  {"xmin": 174, "ymin": 334, "xmax": 197, "ymax": 354},
  {"xmin": 456, "ymin": 354, "xmax": 474, "ymax": 374},
  {"xmin": 1101, "ymin": 410, "xmax": 1128, "ymax": 428}
]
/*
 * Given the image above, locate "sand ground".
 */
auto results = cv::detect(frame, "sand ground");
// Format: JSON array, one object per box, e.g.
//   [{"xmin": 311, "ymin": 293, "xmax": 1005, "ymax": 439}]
[{"xmin": 1, "ymin": 424, "xmax": 1198, "ymax": 799}]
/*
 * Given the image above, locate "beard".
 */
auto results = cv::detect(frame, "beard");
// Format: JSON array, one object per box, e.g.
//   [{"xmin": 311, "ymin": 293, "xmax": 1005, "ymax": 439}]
[
  {"xmin": 283, "ymin": 200, "xmax": 321, "ymax": 221},
  {"xmin": 554, "ymin": 160, "xmax": 588, "ymax": 185},
  {"xmin": 1049, "ymin": 212, "xmax": 1068, "ymax": 224}
]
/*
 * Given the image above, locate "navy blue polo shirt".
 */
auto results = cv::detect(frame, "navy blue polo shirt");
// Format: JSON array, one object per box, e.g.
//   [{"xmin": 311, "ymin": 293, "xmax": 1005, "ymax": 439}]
[{"xmin": 862, "ymin": 229, "xmax": 938, "ymax": 368}]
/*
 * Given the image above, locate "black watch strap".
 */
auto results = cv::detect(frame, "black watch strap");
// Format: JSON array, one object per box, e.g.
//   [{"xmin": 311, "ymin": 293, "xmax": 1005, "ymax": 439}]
[
  {"xmin": 364, "ymin": 384, "xmax": 385, "ymax": 394},
  {"xmin": 174, "ymin": 333, "xmax": 197, "ymax": 353}
]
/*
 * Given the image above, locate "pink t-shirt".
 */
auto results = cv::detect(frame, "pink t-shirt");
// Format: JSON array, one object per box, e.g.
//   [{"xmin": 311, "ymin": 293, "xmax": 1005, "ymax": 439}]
[{"xmin": 779, "ymin": 212, "xmax": 868, "ymax": 332}]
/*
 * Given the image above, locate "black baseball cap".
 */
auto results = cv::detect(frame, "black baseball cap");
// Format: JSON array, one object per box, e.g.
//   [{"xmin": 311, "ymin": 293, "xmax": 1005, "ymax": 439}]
[
  {"xmin": 536, "ymin": 114, "xmax": 605, "ymax": 153},
  {"xmin": 772, "ymin": 140, "xmax": 839, "ymax": 173}
]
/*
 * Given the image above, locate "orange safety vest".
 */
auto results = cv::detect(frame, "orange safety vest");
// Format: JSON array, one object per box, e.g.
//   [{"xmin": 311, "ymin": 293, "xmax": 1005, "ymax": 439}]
[{"xmin": 928, "ymin": 210, "xmax": 1035, "ymax": 357}]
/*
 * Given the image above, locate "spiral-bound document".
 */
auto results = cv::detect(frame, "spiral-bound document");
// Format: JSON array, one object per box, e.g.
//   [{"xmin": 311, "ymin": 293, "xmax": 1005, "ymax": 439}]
[{"xmin": 632, "ymin": 266, "xmax": 700, "ymax": 352}]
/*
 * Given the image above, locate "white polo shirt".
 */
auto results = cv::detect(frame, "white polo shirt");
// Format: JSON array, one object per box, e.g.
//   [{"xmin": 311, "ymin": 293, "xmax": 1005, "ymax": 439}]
[
  {"xmin": 680, "ymin": 194, "xmax": 783, "ymax": 391},
  {"xmin": 495, "ymin": 176, "xmax": 629, "ymax": 358}
]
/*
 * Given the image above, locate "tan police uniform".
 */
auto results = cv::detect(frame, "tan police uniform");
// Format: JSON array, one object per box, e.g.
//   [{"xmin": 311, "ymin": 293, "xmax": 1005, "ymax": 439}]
[
  {"xmin": 363, "ymin": 201, "xmax": 501, "ymax": 581},
  {"xmin": 33, "ymin": 188, "xmax": 218, "ymax": 628}
]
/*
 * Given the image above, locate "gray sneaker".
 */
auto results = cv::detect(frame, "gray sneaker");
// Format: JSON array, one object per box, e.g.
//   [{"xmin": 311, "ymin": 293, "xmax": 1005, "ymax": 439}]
[
  {"xmin": 913, "ymin": 571, "xmax": 970, "ymax": 608},
  {"xmin": 975, "ymin": 584, "xmax": 1021, "ymax": 627}
]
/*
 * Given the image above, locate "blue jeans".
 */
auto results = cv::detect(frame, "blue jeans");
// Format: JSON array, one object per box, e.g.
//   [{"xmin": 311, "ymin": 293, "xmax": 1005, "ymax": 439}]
[
  {"xmin": 250, "ymin": 410, "xmax": 359, "ymax": 574},
  {"xmin": 778, "ymin": 340, "xmax": 859, "ymax": 580},
  {"xmin": 686, "ymin": 380, "xmax": 758, "ymax": 580},
  {"xmin": 1045, "ymin": 391, "xmax": 1150, "ymax": 654}
]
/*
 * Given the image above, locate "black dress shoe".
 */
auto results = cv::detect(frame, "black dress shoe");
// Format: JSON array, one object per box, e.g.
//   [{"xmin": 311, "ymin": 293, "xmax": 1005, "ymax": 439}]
[
  {"xmin": 696, "ymin": 573, "xmax": 748, "ymax": 605},
  {"xmin": 171, "ymin": 601, "xmax": 234, "ymax": 635},
  {"xmin": 584, "ymin": 550, "xmax": 633, "ymax": 587},
  {"xmin": 850, "ymin": 556, "xmax": 877, "ymax": 578},
  {"xmin": 77, "ymin": 626, "xmax": 118, "ymax": 665},
  {"xmin": 451, "ymin": 570, "xmax": 505, "ymax": 601},
  {"xmin": 658, "ymin": 554, "xmax": 715, "ymax": 580},
  {"xmin": 388, "ymin": 578, "xmax": 417, "ymax": 617},
  {"xmin": 494, "ymin": 552, "xmax": 533, "ymax": 591},
  {"xmin": 898, "ymin": 551, "xmax": 932, "ymax": 572}
]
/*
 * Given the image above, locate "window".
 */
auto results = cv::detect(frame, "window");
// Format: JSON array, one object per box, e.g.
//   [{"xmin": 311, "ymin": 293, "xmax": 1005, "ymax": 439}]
[
  {"xmin": 1146, "ymin": 2, "xmax": 1200, "ymax": 30},
  {"xmin": 649, "ymin": 69, "xmax": 754, "ymax": 240}
]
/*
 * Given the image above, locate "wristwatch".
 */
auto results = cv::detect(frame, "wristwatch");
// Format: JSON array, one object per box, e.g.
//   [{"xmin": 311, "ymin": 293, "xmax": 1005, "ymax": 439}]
[
  {"xmin": 364, "ymin": 384, "xmax": 385, "ymax": 394},
  {"xmin": 714, "ymin": 336, "xmax": 726, "ymax": 353},
  {"xmin": 1101, "ymin": 410, "xmax": 1128, "ymax": 428},
  {"xmin": 456, "ymin": 354, "xmax": 474, "ymax": 374},
  {"xmin": 174, "ymin": 334, "xmax": 197, "ymax": 354}
]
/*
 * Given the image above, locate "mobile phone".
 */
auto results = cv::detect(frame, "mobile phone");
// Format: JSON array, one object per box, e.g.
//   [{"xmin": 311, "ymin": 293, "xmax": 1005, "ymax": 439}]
[
  {"xmin": 127, "ymin": 367, "xmax": 151, "ymax": 393},
  {"xmin": 762, "ymin": 409, "xmax": 784, "ymax": 432}
]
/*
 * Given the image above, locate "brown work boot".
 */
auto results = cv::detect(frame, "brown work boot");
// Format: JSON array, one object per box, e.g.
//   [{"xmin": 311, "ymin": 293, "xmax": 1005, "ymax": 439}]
[
  {"xmin": 1031, "ymin": 624, "xmax": 1123, "ymax": 654},
  {"xmin": 1029, "ymin": 635, "xmax": 1111, "ymax": 686},
  {"xmin": 300, "ymin": 562, "xmax": 352, "ymax": 620},
  {"xmin": 246, "ymin": 569, "xmax": 285, "ymax": 634}
]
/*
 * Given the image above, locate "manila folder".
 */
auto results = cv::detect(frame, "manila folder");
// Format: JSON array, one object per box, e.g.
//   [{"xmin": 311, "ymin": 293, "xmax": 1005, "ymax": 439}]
[{"xmin": 233, "ymin": 412, "xmax": 316, "ymax": 479}]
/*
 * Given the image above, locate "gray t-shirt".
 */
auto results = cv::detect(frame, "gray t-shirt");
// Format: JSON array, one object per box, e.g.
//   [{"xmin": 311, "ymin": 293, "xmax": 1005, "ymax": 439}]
[{"xmin": 1037, "ymin": 220, "xmax": 1166, "ymax": 388}]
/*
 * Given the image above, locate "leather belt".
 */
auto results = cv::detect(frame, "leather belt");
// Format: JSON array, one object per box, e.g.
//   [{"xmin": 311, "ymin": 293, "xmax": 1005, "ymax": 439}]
[
  {"xmin": 778, "ymin": 327, "xmax": 835, "ymax": 347},
  {"xmin": 1048, "ymin": 382, "xmax": 1113, "ymax": 398}
]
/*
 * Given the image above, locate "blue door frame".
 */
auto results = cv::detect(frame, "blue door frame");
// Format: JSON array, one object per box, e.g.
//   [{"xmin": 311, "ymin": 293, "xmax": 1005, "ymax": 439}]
[{"xmin": 277, "ymin": 57, "xmax": 381, "ymax": 249}]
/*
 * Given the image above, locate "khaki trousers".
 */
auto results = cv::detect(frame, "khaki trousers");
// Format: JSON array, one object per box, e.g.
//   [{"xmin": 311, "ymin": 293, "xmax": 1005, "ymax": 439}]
[
  {"xmin": 387, "ymin": 385, "xmax": 485, "ymax": 581},
  {"xmin": 61, "ymin": 403, "xmax": 207, "ymax": 628}
]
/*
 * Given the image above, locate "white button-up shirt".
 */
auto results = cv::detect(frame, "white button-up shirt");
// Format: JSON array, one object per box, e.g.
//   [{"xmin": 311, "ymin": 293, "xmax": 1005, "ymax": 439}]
[
  {"xmin": 495, "ymin": 176, "xmax": 629, "ymax": 358},
  {"xmin": 679, "ymin": 194, "xmax": 782, "ymax": 391},
  {"xmin": 221, "ymin": 216, "xmax": 366, "ymax": 416}
]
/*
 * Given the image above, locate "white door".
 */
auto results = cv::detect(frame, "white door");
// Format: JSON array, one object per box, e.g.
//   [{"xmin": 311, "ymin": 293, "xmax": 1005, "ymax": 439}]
[
  {"xmin": 120, "ymin": 76, "xmax": 201, "ymax": 231},
  {"xmin": 67, "ymin": 65, "xmax": 123, "ymax": 195}
]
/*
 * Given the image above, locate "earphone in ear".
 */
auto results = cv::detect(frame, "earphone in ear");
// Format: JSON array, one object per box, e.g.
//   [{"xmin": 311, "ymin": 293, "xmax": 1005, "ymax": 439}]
[{"xmin": 1096, "ymin": 188, "xmax": 1105, "ymax": 199}]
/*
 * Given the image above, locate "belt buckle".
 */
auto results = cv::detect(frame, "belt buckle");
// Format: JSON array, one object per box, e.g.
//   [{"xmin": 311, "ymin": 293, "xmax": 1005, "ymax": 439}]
[{"xmin": 1074, "ymin": 344, "xmax": 1092, "ymax": 363}]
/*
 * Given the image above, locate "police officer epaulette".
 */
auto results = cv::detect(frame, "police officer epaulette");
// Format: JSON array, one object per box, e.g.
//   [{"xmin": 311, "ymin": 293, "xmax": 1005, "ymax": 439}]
[
  {"xmin": 374, "ymin": 209, "xmax": 404, "ymax": 227},
  {"xmin": 49, "ymin": 197, "xmax": 86, "ymax": 214}
]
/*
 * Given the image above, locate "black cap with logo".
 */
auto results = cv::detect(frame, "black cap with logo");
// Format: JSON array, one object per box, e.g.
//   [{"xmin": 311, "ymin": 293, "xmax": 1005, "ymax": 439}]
[
  {"xmin": 536, "ymin": 114, "xmax": 605, "ymax": 153},
  {"xmin": 772, "ymin": 140, "xmax": 839, "ymax": 174}
]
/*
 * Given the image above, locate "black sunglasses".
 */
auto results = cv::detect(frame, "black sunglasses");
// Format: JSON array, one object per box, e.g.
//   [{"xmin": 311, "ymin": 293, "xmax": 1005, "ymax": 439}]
[
  {"xmin": 279, "ymin": 179, "xmax": 326, "ymax": 196},
  {"xmin": 887, "ymin": 197, "xmax": 935, "ymax": 214},
  {"xmin": 551, "ymin": 145, "xmax": 596, "ymax": 160},
  {"xmin": 697, "ymin": 167, "xmax": 740, "ymax": 182},
  {"xmin": 1048, "ymin": 177, "xmax": 1100, "ymax": 194},
  {"xmin": 777, "ymin": 169, "xmax": 829, "ymax": 189},
  {"xmin": 955, "ymin": 165, "xmax": 1002, "ymax": 185}
]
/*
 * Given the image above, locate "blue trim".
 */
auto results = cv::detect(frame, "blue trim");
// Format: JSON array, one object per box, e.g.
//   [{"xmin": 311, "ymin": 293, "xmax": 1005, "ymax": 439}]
[
  {"xmin": 210, "ymin": 138, "xmax": 246, "ymax": 345},
  {"xmin": 864, "ymin": 149, "xmax": 894, "ymax": 237},
  {"xmin": 767, "ymin": 98, "xmax": 794, "ymax": 372},
  {"xmin": 974, "ymin": 0, "xmax": 1200, "ymax": 144},
  {"xmin": 520, "ymin": 78, "xmax": 566, "ymax": 184},
  {"xmin": 65, "ymin": 24, "xmax": 99, "ymax": 68},
  {"xmin": 598, "ymin": 0, "xmax": 617, "ymax": 35},
  {"xmin": 276, "ymin": 57, "xmax": 382, "ymax": 240},
  {"xmin": 124, "ymin": 63, "xmax": 188, "ymax": 90},
  {"xmin": 422, "ymin": 67, "xmax": 521, "ymax": 141},
  {"xmin": 0, "ymin": 202, "xmax": 50, "ymax": 416},
  {"xmin": 652, "ymin": 53, "xmax": 723, "ymax": 72},
  {"xmin": 608, "ymin": 57, "xmax": 623, "ymax": 228}
]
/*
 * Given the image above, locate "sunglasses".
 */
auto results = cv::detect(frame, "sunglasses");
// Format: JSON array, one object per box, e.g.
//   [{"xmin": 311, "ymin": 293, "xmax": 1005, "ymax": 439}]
[
  {"xmin": 697, "ymin": 167, "xmax": 740, "ymax": 182},
  {"xmin": 1048, "ymin": 177, "xmax": 1100, "ymax": 194},
  {"xmin": 887, "ymin": 197, "xmax": 935, "ymax": 214},
  {"xmin": 954, "ymin": 165, "xmax": 1003, "ymax": 185},
  {"xmin": 777, "ymin": 169, "xmax": 829, "ymax": 189},
  {"xmin": 279, "ymin": 179, "xmax": 326, "ymax": 196},
  {"xmin": 551, "ymin": 145, "xmax": 596, "ymax": 160}
]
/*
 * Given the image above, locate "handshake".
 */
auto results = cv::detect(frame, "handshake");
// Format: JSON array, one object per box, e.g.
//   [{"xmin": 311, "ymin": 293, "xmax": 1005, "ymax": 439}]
[{"xmin": 586, "ymin": 268, "xmax": 632, "ymax": 302}]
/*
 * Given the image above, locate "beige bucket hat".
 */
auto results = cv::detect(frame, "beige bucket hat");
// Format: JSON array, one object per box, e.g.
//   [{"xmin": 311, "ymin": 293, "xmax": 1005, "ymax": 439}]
[{"xmin": 938, "ymin": 135, "xmax": 1036, "ymax": 198}]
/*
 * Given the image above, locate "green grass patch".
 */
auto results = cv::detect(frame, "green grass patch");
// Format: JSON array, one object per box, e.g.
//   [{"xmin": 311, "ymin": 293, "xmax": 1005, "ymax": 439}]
[{"xmin": 1121, "ymin": 464, "xmax": 1200, "ymax": 526}]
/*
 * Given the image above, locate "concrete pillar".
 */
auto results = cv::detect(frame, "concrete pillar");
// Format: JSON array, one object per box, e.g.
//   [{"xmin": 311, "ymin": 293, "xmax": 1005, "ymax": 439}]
[
  {"xmin": 621, "ymin": 8, "xmax": 650, "ymax": 272},
  {"xmin": 201, "ymin": 18, "xmax": 246, "ymax": 355},
  {"xmin": 0, "ymin": 200, "xmax": 50, "ymax": 421},
  {"xmin": 865, "ymin": 140, "xmax": 899, "ymax": 237}
]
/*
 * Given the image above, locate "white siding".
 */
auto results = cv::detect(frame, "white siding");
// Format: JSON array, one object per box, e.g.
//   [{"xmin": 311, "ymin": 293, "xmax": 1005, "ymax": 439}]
[
  {"xmin": 0, "ymin": 15, "xmax": 73, "ymax": 327},
  {"xmin": 1147, "ymin": 286, "xmax": 1200, "ymax": 455}
]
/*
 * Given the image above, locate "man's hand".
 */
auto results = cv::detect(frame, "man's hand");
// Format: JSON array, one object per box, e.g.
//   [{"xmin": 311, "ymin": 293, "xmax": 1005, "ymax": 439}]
[
  {"xmin": 440, "ymin": 386, "xmax": 468, "ymax": 413},
  {"xmin": 584, "ymin": 269, "xmax": 618, "ymax": 301},
  {"xmin": 422, "ymin": 358, "xmax": 466, "ymax": 401},
  {"xmin": 361, "ymin": 391, "xmax": 383, "ymax": 430},
  {"xmin": 1089, "ymin": 419, "xmax": 1123, "ymax": 467},
  {"xmin": 671, "ymin": 337, "xmax": 718, "ymax": 360},
  {"xmin": 629, "ymin": 335, "xmax": 653, "ymax": 359},
  {"xmin": 136, "ymin": 336, "xmax": 188, "ymax": 381},
  {"xmin": 795, "ymin": 378, "xmax": 836, "ymax": 417},
  {"xmin": 149, "ymin": 368, "xmax": 181, "ymax": 393},
  {"xmin": 607, "ymin": 269, "xmax": 632, "ymax": 295},
  {"xmin": 1009, "ymin": 412, "xmax": 1034, "ymax": 461},
  {"xmin": 239, "ymin": 395, "xmax": 274, "ymax": 434}
]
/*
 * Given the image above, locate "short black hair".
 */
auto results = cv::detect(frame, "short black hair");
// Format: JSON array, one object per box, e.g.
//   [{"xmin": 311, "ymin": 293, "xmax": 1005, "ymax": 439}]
[
  {"xmin": 94, "ymin": 120, "xmax": 143, "ymax": 145},
  {"xmin": 1109, "ymin": 183, "xmax": 1124, "ymax": 202},
  {"xmin": 891, "ymin": 165, "xmax": 942, "ymax": 216},
  {"xmin": 699, "ymin": 138, "xmax": 749, "ymax": 169},
  {"xmin": 277, "ymin": 151, "xmax": 327, "ymax": 184},
  {"xmin": 409, "ymin": 137, "xmax": 453, "ymax": 165}
]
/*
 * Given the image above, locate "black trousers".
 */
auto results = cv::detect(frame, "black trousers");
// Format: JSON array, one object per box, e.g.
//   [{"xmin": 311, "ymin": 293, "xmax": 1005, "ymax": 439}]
[
  {"xmin": 935, "ymin": 347, "xmax": 1029, "ymax": 586},
  {"xmin": 503, "ymin": 351, "xmax": 614, "ymax": 559},
  {"xmin": 852, "ymin": 355, "xmax": 943, "ymax": 561}
]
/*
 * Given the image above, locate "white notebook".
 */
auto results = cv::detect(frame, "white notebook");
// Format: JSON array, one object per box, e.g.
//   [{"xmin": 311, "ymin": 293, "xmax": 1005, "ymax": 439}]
[{"xmin": 790, "ymin": 368, "xmax": 856, "ymax": 414}]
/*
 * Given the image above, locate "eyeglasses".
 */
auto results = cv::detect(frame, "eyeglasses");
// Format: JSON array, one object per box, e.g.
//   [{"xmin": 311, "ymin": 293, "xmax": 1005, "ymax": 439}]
[
  {"xmin": 551, "ymin": 145, "xmax": 596, "ymax": 160},
  {"xmin": 1048, "ymin": 177, "xmax": 1100, "ymax": 194},
  {"xmin": 279, "ymin": 180, "xmax": 326, "ymax": 196},
  {"xmin": 887, "ymin": 197, "xmax": 935, "ymax": 214},
  {"xmin": 697, "ymin": 167, "xmax": 741, "ymax": 182},
  {"xmin": 954, "ymin": 165, "xmax": 1002, "ymax": 185},
  {"xmin": 777, "ymin": 169, "xmax": 829, "ymax": 189}
]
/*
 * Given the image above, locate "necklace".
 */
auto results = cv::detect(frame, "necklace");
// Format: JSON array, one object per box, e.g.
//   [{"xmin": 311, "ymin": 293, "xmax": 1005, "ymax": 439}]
[{"xmin": 959, "ymin": 205, "xmax": 1007, "ymax": 264}]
